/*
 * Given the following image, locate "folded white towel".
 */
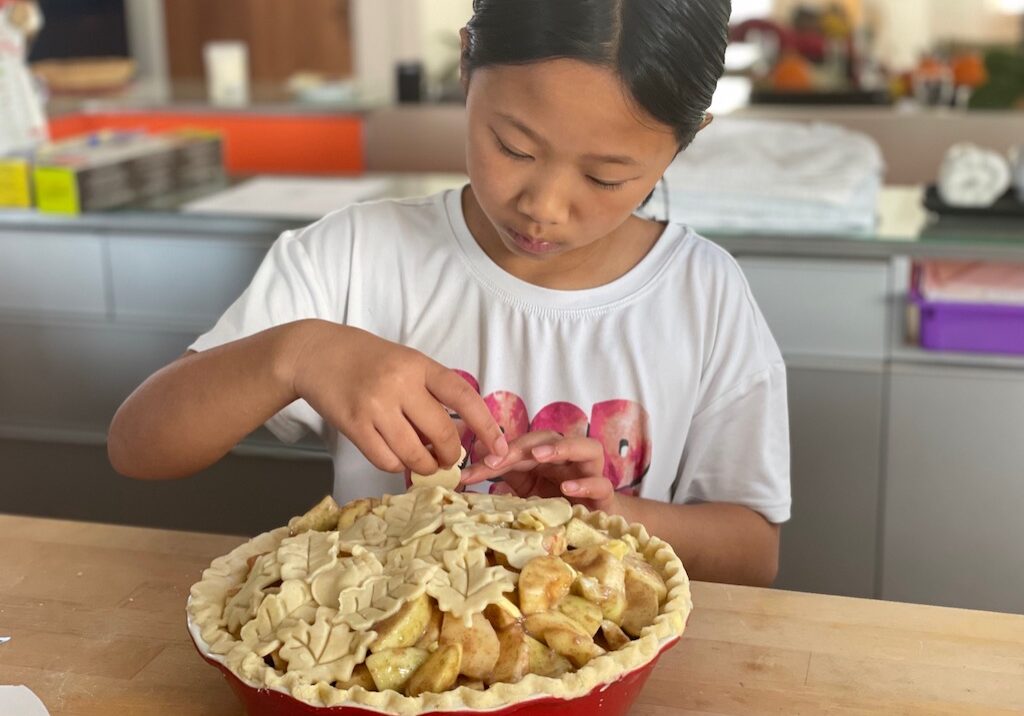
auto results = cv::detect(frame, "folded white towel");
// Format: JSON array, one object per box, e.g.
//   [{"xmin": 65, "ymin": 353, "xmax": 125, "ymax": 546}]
[{"xmin": 641, "ymin": 118, "xmax": 885, "ymax": 234}]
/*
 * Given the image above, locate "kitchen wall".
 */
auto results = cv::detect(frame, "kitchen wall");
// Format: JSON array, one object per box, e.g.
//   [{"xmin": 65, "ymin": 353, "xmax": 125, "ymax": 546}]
[
  {"xmin": 119, "ymin": 1, "xmax": 1022, "ymax": 106},
  {"xmin": 767, "ymin": 0, "xmax": 1021, "ymax": 70},
  {"xmin": 350, "ymin": 0, "xmax": 470, "ymax": 104}
]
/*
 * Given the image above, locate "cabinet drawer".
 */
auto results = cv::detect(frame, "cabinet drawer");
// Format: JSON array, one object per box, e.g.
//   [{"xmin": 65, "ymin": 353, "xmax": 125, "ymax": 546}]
[
  {"xmin": 0, "ymin": 321, "xmax": 197, "ymax": 430},
  {"xmin": 883, "ymin": 365, "xmax": 1024, "ymax": 613},
  {"xmin": 108, "ymin": 236, "xmax": 269, "ymax": 326},
  {"xmin": 0, "ymin": 232, "xmax": 107, "ymax": 317},
  {"xmin": 737, "ymin": 256, "xmax": 891, "ymax": 360}
]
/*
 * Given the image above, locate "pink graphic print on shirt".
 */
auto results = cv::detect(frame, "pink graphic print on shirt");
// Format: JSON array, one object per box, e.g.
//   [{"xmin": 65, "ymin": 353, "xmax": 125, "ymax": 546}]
[{"xmin": 451, "ymin": 370, "xmax": 651, "ymax": 494}]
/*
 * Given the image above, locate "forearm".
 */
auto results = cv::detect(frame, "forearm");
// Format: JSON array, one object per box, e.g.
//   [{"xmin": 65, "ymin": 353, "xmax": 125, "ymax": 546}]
[
  {"xmin": 108, "ymin": 319, "xmax": 320, "ymax": 479},
  {"xmin": 613, "ymin": 496, "xmax": 780, "ymax": 587}
]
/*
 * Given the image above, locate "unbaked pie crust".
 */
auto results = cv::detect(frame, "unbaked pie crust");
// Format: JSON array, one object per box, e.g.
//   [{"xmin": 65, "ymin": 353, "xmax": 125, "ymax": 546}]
[{"xmin": 188, "ymin": 486, "xmax": 692, "ymax": 714}]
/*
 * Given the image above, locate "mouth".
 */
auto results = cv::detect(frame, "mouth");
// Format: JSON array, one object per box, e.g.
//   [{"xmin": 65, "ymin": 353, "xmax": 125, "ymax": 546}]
[{"xmin": 504, "ymin": 226, "xmax": 559, "ymax": 256}]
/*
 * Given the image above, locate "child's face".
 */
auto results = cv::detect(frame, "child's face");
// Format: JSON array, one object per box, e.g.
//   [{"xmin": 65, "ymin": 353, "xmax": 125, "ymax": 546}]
[{"xmin": 464, "ymin": 58, "xmax": 680, "ymax": 261}]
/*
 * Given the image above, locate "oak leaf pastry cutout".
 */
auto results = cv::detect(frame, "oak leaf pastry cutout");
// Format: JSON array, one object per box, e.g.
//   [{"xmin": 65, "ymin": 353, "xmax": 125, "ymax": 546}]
[
  {"xmin": 277, "ymin": 529, "xmax": 340, "ymax": 582},
  {"xmin": 425, "ymin": 546, "xmax": 518, "ymax": 626},
  {"xmin": 337, "ymin": 559, "xmax": 440, "ymax": 631},
  {"xmin": 310, "ymin": 546, "xmax": 384, "ymax": 609},
  {"xmin": 241, "ymin": 579, "xmax": 318, "ymax": 656},
  {"xmin": 278, "ymin": 607, "xmax": 377, "ymax": 683}
]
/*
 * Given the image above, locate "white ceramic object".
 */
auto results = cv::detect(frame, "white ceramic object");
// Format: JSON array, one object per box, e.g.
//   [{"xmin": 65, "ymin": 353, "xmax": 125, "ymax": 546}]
[
  {"xmin": 1011, "ymin": 145, "xmax": 1024, "ymax": 203},
  {"xmin": 203, "ymin": 41, "xmax": 249, "ymax": 107}
]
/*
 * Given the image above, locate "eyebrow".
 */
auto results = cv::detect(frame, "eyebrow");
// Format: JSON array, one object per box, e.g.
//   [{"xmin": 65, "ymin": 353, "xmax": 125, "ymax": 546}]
[{"xmin": 497, "ymin": 113, "xmax": 641, "ymax": 166}]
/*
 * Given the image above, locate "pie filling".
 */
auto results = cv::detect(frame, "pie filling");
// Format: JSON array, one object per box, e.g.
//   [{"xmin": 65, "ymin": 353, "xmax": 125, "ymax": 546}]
[{"xmin": 188, "ymin": 486, "xmax": 692, "ymax": 714}]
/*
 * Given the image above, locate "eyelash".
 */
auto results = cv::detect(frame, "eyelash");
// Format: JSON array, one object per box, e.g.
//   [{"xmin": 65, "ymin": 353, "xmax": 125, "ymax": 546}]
[
  {"xmin": 494, "ymin": 136, "xmax": 627, "ymax": 191},
  {"xmin": 496, "ymin": 137, "xmax": 532, "ymax": 161},
  {"xmin": 588, "ymin": 177, "xmax": 627, "ymax": 191}
]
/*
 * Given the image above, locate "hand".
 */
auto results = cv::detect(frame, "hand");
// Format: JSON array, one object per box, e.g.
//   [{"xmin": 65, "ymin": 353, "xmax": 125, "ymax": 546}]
[
  {"xmin": 290, "ymin": 321, "xmax": 507, "ymax": 475},
  {"xmin": 461, "ymin": 430, "xmax": 619, "ymax": 514}
]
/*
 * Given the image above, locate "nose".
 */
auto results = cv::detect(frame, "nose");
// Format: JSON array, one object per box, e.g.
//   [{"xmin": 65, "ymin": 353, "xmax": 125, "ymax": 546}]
[{"xmin": 516, "ymin": 173, "xmax": 569, "ymax": 227}]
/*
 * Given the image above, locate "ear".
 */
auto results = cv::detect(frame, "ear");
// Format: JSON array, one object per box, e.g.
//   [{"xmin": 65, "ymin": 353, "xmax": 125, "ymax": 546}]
[
  {"xmin": 459, "ymin": 27, "xmax": 471, "ymax": 93},
  {"xmin": 697, "ymin": 111, "xmax": 714, "ymax": 132}
]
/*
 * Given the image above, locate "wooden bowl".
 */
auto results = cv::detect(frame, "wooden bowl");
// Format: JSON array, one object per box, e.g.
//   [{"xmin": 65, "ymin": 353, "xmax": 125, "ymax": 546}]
[{"xmin": 31, "ymin": 57, "xmax": 136, "ymax": 94}]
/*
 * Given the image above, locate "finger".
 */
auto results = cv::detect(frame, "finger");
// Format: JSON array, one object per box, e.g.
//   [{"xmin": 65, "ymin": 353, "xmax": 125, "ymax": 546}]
[
  {"xmin": 461, "ymin": 456, "xmax": 540, "ymax": 484},
  {"xmin": 532, "ymin": 462, "xmax": 580, "ymax": 484},
  {"xmin": 348, "ymin": 424, "xmax": 404, "ymax": 473},
  {"xmin": 426, "ymin": 366, "xmax": 508, "ymax": 458},
  {"xmin": 375, "ymin": 415, "xmax": 439, "ymax": 475},
  {"xmin": 531, "ymin": 437, "xmax": 604, "ymax": 476},
  {"xmin": 497, "ymin": 469, "xmax": 543, "ymax": 498},
  {"xmin": 461, "ymin": 431, "xmax": 561, "ymax": 484},
  {"xmin": 404, "ymin": 395, "xmax": 462, "ymax": 468},
  {"xmin": 557, "ymin": 476, "xmax": 615, "ymax": 502},
  {"xmin": 483, "ymin": 430, "xmax": 562, "ymax": 469}
]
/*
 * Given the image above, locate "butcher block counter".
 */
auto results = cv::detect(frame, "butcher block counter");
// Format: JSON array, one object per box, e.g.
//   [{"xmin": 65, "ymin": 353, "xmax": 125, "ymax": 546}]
[{"xmin": 1, "ymin": 514, "xmax": 1022, "ymax": 716}]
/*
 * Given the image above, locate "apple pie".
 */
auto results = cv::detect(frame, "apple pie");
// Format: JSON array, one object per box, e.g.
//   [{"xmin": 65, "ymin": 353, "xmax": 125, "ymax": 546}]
[{"xmin": 188, "ymin": 485, "xmax": 691, "ymax": 714}]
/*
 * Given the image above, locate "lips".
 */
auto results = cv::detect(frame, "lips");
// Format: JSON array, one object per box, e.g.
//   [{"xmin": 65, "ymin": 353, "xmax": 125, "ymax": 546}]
[{"xmin": 505, "ymin": 226, "xmax": 559, "ymax": 256}]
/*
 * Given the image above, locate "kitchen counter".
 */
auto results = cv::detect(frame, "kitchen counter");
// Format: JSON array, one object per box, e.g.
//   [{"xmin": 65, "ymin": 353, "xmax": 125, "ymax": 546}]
[
  {"xmin": 2, "ymin": 183, "xmax": 1024, "ymax": 262},
  {"xmin": 1, "ymin": 514, "xmax": 1022, "ymax": 715},
  {"xmin": 0, "ymin": 173, "xmax": 467, "ymax": 239}
]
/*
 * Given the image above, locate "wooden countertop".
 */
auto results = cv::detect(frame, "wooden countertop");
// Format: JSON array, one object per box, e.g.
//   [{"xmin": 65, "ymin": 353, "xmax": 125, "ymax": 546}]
[{"xmin": 1, "ymin": 514, "xmax": 1022, "ymax": 715}]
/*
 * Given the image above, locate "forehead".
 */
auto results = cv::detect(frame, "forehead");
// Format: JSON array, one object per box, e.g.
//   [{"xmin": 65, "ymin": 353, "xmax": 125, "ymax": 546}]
[{"xmin": 468, "ymin": 59, "xmax": 677, "ymax": 160}]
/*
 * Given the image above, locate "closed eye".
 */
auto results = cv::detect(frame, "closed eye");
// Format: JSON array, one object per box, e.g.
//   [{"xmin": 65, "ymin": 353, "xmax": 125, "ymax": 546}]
[
  {"xmin": 494, "ymin": 132, "xmax": 533, "ymax": 161},
  {"xmin": 589, "ymin": 176, "xmax": 628, "ymax": 191}
]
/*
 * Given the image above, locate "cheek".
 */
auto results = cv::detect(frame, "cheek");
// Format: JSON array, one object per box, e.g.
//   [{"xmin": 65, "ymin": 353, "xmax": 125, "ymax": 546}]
[
  {"xmin": 466, "ymin": 136, "xmax": 517, "ymax": 210},
  {"xmin": 578, "ymin": 189, "xmax": 647, "ymax": 233}
]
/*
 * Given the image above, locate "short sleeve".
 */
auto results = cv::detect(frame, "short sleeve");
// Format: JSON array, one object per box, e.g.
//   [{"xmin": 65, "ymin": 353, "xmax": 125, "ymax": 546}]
[
  {"xmin": 671, "ymin": 250, "xmax": 791, "ymax": 523},
  {"xmin": 189, "ymin": 215, "xmax": 351, "ymax": 445},
  {"xmin": 673, "ymin": 363, "xmax": 790, "ymax": 522}
]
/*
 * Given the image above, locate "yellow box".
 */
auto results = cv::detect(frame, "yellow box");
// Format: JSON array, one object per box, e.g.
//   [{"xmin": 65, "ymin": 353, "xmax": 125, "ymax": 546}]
[
  {"xmin": 0, "ymin": 158, "xmax": 33, "ymax": 208},
  {"xmin": 33, "ymin": 166, "xmax": 81, "ymax": 215}
]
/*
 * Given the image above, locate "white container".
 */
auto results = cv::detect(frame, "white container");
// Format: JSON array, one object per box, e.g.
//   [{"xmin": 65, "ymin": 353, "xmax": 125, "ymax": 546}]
[
  {"xmin": 203, "ymin": 40, "xmax": 249, "ymax": 107},
  {"xmin": 1012, "ymin": 145, "xmax": 1024, "ymax": 203}
]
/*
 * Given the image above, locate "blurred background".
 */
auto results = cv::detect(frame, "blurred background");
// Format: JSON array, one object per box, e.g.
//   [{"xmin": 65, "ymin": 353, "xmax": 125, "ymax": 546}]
[{"xmin": 1, "ymin": 1, "xmax": 1023, "ymax": 615}]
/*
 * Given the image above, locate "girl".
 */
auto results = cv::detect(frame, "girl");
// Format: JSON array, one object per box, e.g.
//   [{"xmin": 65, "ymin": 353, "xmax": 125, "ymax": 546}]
[{"xmin": 109, "ymin": 0, "xmax": 789, "ymax": 587}]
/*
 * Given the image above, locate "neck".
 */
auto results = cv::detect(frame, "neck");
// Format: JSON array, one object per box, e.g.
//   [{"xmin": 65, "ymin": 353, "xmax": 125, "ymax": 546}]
[{"xmin": 461, "ymin": 187, "xmax": 663, "ymax": 291}]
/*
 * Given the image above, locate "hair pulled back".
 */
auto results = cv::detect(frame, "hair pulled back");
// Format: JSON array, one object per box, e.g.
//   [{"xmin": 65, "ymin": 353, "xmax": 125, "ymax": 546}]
[{"xmin": 463, "ymin": 0, "xmax": 731, "ymax": 150}]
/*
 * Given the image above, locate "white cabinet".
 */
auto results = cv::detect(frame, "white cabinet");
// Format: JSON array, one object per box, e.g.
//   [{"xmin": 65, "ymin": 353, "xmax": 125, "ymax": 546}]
[
  {"xmin": 735, "ymin": 255, "xmax": 892, "ymax": 598},
  {"xmin": 882, "ymin": 364, "xmax": 1024, "ymax": 613},
  {"xmin": 778, "ymin": 366, "xmax": 884, "ymax": 598},
  {"xmin": 0, "ymin": 231, "xmax": 107, "ymax": 317},
  {"xmin": 108, "ymin": 236, "xmax": 269, "ymax": 327},
  {"xmin": 737, "ymin": 256, "xmax": 891, "ymax": 360}
]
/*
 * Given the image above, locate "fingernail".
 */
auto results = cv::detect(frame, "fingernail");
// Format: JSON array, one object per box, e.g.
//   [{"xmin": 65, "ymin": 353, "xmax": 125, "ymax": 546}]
[
  {"xmin": 562, "ymin": 481, "xmax": 579, "ymax": 494},
  {"xmin": 495, "ymin": 435, "xmax": 509, "ymax": 455},
  {"xmin": 484, "ymin": 454, "xmax": 504, "ymax": 468},
  {"xmin": 532, "ymin": 445, "xmax": 555, "ymax": 459}
]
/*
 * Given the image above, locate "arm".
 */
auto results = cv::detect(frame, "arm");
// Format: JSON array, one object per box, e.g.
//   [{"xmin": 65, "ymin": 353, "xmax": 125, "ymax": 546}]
[
  {"xmin": 109, "ymin": 318, "xmax": 508, "ymax": 480},
  {"xmin": 108, "ymin": 319, "xmax": 318, "ymax": 479},
  {"xmin": 613, "ymin": 496, "xmax": 780, "ymax": 587}
]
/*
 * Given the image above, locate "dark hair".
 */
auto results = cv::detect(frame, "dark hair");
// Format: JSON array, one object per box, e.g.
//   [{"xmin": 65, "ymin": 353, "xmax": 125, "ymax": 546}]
[{"xmin": 463, "ymin": 0, "xmax": 731, "ymax": 150}]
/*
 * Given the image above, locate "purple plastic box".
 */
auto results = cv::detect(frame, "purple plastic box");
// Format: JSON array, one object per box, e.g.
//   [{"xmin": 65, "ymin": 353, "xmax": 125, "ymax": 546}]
[{"xmin": 911, "ymin": 288, "xmax": 1024, "ymax": 356}]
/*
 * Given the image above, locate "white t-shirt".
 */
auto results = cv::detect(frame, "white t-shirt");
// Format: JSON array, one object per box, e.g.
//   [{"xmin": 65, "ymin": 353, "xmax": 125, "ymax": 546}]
[{"xmin": 191, "ymin": 187, "xmax": 791, "ymax": 522}]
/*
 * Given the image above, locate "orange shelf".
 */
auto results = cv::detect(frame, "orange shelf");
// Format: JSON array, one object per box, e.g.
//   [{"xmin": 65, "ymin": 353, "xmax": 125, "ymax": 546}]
[{"xmin": 47, "ymin": 111, "xmax": 365, "ymax": 175}]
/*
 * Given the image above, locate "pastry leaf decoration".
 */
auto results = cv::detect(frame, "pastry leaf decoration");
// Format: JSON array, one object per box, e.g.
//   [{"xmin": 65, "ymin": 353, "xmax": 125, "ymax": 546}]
[
  {"xmin": 240, "ymin": 579, "xmax": 317, "ymax": 655},
  {"xmin": 426, "ymin": 546, "xmax": 517, "ymax": 623},
  {"xmin": 278, "ymin": 529, "xmax": 339, "ymax": 581},
  {"xmin": 310, "ymin": 545, "xmax": 384, "ymax": 608},
  {"xmin": 336, "ymin": 559, "xmax": 439, "ymax": 631},
  {"xmin": 279, "ymin": 608, "xmax": 376, "ymax": 683}
]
